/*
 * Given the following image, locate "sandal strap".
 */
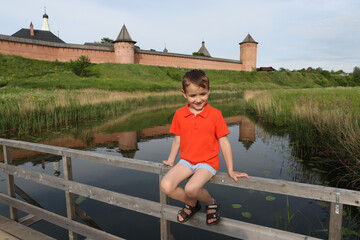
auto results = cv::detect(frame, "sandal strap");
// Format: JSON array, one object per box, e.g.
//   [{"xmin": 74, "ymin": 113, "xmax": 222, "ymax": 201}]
[{"xmin": 206, "ymin": 203, "xmax": 220, "ymax": 210}]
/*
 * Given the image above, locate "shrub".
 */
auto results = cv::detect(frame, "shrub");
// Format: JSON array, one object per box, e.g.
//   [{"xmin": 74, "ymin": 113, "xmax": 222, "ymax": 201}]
[{"xmin": 70, "ymin": 55, "xmax": 92, "ymax": 77}]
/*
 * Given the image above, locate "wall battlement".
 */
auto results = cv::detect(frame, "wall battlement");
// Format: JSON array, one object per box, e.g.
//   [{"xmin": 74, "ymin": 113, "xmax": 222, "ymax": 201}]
[{"xmin": 0, "ymin": 25, "xmax": 258, "ymax": 71}]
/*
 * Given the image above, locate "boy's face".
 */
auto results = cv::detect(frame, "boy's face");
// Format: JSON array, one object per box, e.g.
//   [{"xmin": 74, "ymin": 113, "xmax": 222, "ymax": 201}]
[{"xmin": 182, "ymin": 83, "xmax": 210, "ymax": 114}]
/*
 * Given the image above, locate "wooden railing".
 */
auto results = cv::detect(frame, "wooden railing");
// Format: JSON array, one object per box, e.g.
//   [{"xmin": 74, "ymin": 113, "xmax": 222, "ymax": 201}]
[{"xmin": 0, "ymin": 138, "xmax": 359, "ymax": 240}]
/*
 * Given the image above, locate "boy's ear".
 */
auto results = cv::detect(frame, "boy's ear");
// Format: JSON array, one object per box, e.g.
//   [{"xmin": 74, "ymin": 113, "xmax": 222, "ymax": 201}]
[{"xmin": 181, "ymin": 89, "xmax": 187, "ymax": 99}]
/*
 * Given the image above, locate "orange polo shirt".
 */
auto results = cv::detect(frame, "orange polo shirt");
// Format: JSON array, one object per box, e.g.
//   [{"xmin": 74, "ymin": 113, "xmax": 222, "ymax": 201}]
[{"xmin": 169, "ymin": 104, "xmax": 230, "ymax": 170}]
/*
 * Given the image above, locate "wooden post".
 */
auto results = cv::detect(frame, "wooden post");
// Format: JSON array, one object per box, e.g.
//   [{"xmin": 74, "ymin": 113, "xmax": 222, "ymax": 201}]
[
  {"xmin": 328, "ymin": 201, "xmax": 343, "ymax": 240},
  {"xmin": 3, "ymin": 146, "xmax": 18, "ymax": 221},
  {"xmin": 63, "ymin": 156, "xmax": 78, "ymax": 240},
  {"xmin": 159, "ymin": 168, "xmax": 170, "ymax": 240}
]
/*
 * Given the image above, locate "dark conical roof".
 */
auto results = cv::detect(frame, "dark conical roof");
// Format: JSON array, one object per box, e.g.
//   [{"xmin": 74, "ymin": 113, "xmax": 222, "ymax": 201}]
[
  {"xmin": 240, "ymin": 34, "xmax": 258, "ymax": 44},
  {"xmin": 198, "ymin": 41, "xmax": 211, "ymax": 57},
  {"xmin": 43, "ymin": 13, "xmax": 49, "ymax": 19},
  {"xmin": 114, "ymin": 24, "xmax": 136, "ymax": 43}
]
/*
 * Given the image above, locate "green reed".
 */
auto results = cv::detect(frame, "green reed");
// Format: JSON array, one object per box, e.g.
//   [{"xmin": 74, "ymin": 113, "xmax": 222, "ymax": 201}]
[
  {"xmin": 245, "ymin": 87, "xmax": 360, "ymax": 189},
  {"xmin": 0, "ymin": 88, "xmax": 242, "ymax": 136}
]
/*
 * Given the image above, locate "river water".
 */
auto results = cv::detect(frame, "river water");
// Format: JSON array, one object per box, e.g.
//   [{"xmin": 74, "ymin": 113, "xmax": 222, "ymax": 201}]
[{"xmin": 0, "ymin": 100, "xmax": 358, "ymax": 239}]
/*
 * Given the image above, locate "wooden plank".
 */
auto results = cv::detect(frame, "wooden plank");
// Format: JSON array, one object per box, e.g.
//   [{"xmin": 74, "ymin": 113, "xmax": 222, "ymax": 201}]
[
  {"xmin": 63, "ymin": 156, "xmax": 77, "ymax": 240},
  {"xmin": 159, "ymin": 170, "xmax": 170, "ymax": 240},
  {"xmin": 0, "ymin": 138, "xmax": 359, "ymax": 207},
  {"xmin": 161, "ymin": 204, "xmax": 321, "ymax": 240},
  {"xmin": 3, "ymin": 146, "xmax": 18, "ymax": 221},
  {"xmin": 328, "ymin": 202, "xmax": 343, "ymax": 240},
  {"xmin": 0, "ymin": 194, "xmax": 125, "ymax": 240},
  {"xmin": 0, "ymin": 138, "xmax": 63, "ymax": 156},
  {"xmin": 0, "ymin": 215, "xmax": 55, "ymax": 240},
  {"xmin": 62, "ymin": 148, "xmax": 162, "ymax": 174},
  {"xmin": 209, "ymin": 172, "xmax": 360, "ymax": 207},
  {"xmin": 0, "ymin": 165, "xmax": 321, "ymax": 240},
  {"xmin": 19, "ymin": 214, "xmax": 42, "ymax": 227},
  {"xmin": 0, "ymin": 163, "xmax": 163, "ymax": 218},
  {"xmin": 1, "ymin": 162, "xmax": 359, "ymax": 207}
]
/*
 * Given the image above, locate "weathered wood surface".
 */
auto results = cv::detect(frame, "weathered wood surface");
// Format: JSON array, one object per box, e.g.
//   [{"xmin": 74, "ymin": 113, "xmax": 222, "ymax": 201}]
[
  {"xmin": 0, "ymin": 214, "xmax": 55, "ymax": 240},
  {"xmin": 329, "ymin": 202, "xmax": 343, "ymax": 240},
  {"xmin": 1, "ymin": 138, "xmax": 359, "ymax": 207},
  {"xmin": 3, "ymin": 146, "xmax": 18, "ymax": 221},
  {"xmin": 159, "ymin": 173, "xmax": 170, "ymax": 240},
  {"xmin": 0, "ymin": 163, "xmax": 321, "ymax": 240},
  {"xmin": 0, "ymin": 194, "xmax": 125, "ymax": 240},
  {"xmin": 63, "ymin": 156, "xmax": 77, "ymax": 240}
]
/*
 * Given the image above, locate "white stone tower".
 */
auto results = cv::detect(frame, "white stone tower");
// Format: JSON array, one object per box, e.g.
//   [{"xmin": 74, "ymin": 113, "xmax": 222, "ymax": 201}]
[{"xmin": 41, "ymin": 8, "xmax": 50, "ymax": 31}]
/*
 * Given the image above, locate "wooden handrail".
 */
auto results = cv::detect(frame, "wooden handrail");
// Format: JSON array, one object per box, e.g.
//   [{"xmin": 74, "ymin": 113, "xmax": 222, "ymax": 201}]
[{"xmin": 1, "ymin": 138, "xmax": 358, "ymax": 239}]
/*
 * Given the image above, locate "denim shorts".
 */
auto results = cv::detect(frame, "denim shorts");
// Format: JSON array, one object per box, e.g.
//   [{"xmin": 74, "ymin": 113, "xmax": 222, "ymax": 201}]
[{"xmin": 178, "ymin": 159, "xmax": 217, "ymax": 176}]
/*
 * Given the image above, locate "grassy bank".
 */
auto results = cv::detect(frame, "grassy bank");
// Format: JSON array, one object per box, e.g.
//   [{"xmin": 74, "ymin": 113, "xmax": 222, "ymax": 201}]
[
  {"xmin": 245, "ymin": 88, "xmax": 360, "ymax": 188},
  {"xmin": 0, "ymin": 88, "xmax": 242, "ymax": 136},
  {"xmin": 0, "ymin": 53, "xmax": 354, "ymax": 91}
]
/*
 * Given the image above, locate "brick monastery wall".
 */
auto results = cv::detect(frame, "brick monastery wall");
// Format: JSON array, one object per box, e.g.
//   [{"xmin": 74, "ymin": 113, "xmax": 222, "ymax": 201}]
[
  {"xmin": 0, "ymin": 35, "xmax": 249, "ymax": 71},
  {"xmin": 135, "ymin": 51, "xmax": 244, "ymax": 71},
  {"xmin": 0, "ymin": 35, "xmax": 114, "ymax": 63}
]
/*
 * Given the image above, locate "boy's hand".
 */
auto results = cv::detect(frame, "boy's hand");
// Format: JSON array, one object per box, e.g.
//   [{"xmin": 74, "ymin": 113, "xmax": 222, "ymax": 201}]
[
  {"xmin": 162, "ymin": 160, "xmax": 174, "ymax": 167},
  {"xmin": 228, "ymin": 170, "xmax": 249, "ymax": 183}
]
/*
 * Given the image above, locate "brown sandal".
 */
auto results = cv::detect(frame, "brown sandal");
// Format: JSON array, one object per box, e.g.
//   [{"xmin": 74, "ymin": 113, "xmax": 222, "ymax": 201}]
[
  {"xmin": 177, "ymin": 201, "xmax": 201, "ymax": 223},
  {"xmin": 206, "ymin": 202, "xmax": 221, "ymax": 225}
]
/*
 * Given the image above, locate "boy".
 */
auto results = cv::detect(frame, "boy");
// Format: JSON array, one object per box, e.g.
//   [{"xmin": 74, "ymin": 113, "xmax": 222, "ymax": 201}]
[{"xmin": 160, "ymin": 69, "xmax": 248, "ymax": 225}]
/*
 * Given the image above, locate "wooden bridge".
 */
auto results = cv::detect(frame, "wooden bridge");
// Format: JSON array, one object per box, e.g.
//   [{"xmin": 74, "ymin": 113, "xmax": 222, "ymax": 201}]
[{"xmin": 0, "ymin": 138, "xmax": 359, "ymax": 240}]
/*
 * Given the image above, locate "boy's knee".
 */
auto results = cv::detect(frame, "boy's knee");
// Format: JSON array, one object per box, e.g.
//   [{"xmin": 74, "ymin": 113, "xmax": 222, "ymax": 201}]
[
  {"xmin": 184, "ymin": 185, "xmax": 200, "ymax": 198},
  {"xmin": 160, "ymin": 179, "xmax": 173, "ymax": 195}
]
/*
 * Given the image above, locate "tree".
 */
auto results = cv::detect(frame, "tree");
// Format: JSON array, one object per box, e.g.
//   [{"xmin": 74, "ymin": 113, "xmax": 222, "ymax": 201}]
[
  {"xmin": 101, "ymin": 37, "xmax": 114, "ymax": 44},
  {"xmin": 70, "ymin": 55, "xmax": 92, "ymax": 77},
  {"xmin": 192, "ymin": 52, "xmax": 205, "ymax": 56},
  {"xmin": 353, "ymin": 66, "xmax": 360, "ymax": 85}
]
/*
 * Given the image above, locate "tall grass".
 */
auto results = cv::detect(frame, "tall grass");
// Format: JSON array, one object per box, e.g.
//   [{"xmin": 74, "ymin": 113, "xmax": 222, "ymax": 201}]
[
  {"xmin": 0, "ymin": 88, "xmax": 242, "ymax": 136},
  {"xmin": 245, "ymin": 87, "xmax": 360, "ymax": 188}
]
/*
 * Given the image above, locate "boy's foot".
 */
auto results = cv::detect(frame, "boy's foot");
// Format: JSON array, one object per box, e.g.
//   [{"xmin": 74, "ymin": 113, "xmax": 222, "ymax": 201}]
[
  {"xmin": 177, "ymin": 201, "xmax": 201, "ymax": 223},
  {"xmin": 206, "ymin": 201, "xmax": 221, "ymax": 225}
]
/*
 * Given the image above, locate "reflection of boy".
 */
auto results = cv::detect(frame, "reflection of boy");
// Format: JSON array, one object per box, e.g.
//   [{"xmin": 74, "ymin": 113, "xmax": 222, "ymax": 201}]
[{"xmin": 161, "ymin": 69, "xmax": 248, "ymax": 225}]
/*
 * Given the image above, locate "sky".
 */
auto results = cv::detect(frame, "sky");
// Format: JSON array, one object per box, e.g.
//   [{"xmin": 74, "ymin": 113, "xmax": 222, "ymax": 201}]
[{"xmin": 1, "ymin": 0, "xmax": 359, "ymax": 72}]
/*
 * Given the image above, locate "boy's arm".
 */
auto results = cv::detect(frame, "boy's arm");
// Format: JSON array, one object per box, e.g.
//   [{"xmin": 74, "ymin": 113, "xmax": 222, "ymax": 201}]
[
  {"xmin": 219, "ymin": 136, "xmax": 249, "ymax": 182},
  {"xmin": 163, "ymin": 135, "xmax": 180, "ymax": 167}
]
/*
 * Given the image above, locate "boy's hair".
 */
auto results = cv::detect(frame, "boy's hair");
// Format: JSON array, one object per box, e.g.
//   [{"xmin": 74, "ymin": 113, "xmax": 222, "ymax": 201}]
[{"xmin": 182, "ymin": 69, "xmax": 210, "ymax": 92}]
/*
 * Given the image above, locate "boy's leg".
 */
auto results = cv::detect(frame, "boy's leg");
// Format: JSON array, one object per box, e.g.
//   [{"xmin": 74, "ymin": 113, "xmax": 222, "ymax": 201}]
[
  {"xmin": 184, "ymin": 168, "xmax": 214, "ymax": 205},
  {"xmin": 160, "ymin": 163, "xmax": 195, "ymax": 205},
  {"xmin": 185, "ymin": 168, "xmax": 219, "ymax": 224}
]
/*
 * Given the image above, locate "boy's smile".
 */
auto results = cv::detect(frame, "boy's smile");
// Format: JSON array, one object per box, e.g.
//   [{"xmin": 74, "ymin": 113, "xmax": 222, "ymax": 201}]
[{"xmin": 182, "ymin": 83, "xmax": 210, "ymax": 115}]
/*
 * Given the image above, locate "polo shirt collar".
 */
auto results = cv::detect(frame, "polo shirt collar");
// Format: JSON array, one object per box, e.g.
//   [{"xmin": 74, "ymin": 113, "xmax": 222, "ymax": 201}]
[{"xmin": 184, "ymin": 103, "xmax": 210, "ymax": 118}]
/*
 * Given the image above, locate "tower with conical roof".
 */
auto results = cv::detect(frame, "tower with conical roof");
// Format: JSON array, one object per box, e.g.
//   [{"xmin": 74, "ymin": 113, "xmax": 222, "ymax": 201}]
[
  {"xmin": 41, "ymin": 8, "xmax": 50, "ymax": 31},
  {"xmin": 114, "ymin": 24, "xmax": 136, "ymax": 64},
  {"xmin": 197, "ymin": 41, "xmax": 211, "ymax": 57},
  {"xmin": 239, "ymin": 33, "xmax": 258, "ymax": 71}
]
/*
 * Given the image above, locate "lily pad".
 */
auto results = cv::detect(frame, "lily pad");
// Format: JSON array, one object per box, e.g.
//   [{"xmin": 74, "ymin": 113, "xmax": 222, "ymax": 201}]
[
  {"xmin": 241, "ymin": 212, "xmax": 252, "ymax": 219},
  {"xmin": 248, "ymin": 189, "xmax": 255, "ymax": 194},
  {"xmin": 265, "ymin": 196, "xmax": 276, "ymax": 201},
  {"xmin": 232, "ymin": 204, "xmax": 242, "ymax": 209}
]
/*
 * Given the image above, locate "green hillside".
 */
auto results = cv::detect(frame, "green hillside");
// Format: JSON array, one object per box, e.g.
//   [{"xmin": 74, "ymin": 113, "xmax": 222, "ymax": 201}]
[{"xmin": 0, "ymin": 53, "xmax": 354, "ymax": 92}]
